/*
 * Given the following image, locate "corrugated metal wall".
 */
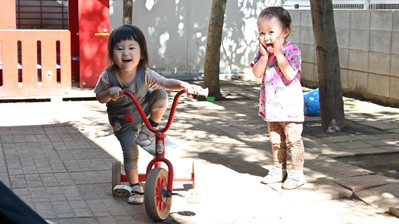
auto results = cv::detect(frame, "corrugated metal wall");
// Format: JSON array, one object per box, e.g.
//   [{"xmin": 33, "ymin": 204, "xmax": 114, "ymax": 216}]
[{"xmin": 16, "ymin": 0, "xmax": 68, "ymax": 29}]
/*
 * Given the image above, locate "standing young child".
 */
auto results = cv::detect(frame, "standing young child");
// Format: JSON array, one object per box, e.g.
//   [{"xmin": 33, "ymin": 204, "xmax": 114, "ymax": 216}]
[
  {"xmin": 94, "ymin": 24, "xmax": 203, "ymax": 204},
  {"xmin": 251, "ymin": 7, "xmax": 305, "ymax": 189}
]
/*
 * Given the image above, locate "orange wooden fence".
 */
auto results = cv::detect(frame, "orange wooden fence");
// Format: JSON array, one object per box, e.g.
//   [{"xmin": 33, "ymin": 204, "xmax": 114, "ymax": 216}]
[{"xmin": 0, "ymin": 30, "xmax": 71, "ymax": 99}]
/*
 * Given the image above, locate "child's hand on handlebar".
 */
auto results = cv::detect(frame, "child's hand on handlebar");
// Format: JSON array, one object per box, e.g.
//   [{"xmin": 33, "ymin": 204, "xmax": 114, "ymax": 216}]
[
  {"xmin": 109, "ymin": 86, "xmax": 123, "ymax": 101},
  {"xmin": 186, "ymin": 85, "xmax": 206, "ymax": 98}
]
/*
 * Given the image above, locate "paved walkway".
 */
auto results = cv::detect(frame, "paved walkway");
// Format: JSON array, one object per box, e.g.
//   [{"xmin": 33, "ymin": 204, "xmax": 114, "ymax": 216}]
[{"xmin": 0, "ymin": 81, "xmax": 399, "ymax": 224}]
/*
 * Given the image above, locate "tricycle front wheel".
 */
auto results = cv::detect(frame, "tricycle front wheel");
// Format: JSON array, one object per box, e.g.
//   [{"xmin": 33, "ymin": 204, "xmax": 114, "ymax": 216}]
[{"xmin": 144, "ymin": 168, "xmax": 172, "ymax": 221}]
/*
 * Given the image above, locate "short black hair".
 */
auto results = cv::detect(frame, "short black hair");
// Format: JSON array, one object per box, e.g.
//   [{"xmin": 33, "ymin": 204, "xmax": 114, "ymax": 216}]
[
  {"xmin": 258, "ymin": 6, "xmax": 292, "ymax": 30},
  {"xmin": 107, "ymin": 24, "xmax": 149, "ymax": 67}
]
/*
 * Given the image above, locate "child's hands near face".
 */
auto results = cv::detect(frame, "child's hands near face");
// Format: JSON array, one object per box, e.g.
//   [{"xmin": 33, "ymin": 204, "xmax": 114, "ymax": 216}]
[
  {"xmin": 259, "ymin": 43, "xmax": 269, "ymax": 57},
  {"xmin": 109, "ymin": 86, "xmax": 122, "ymax": 101},
  {"xmin": 273, "ymin": 35, "xmax": 285, "ymax": 57}
]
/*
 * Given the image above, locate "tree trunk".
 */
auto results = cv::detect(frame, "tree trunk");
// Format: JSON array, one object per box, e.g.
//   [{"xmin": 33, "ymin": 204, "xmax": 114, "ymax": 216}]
[
  {"xmin": 123, "ymin": 0, "xmax": 133, "ymax": 25},
  {"xmin": 203, "ymin": 0, "xmax": 226, "ymax": 100},
  {"xmin": 309, "ymin": 0, "xmax": 347, "ymax": 131}
]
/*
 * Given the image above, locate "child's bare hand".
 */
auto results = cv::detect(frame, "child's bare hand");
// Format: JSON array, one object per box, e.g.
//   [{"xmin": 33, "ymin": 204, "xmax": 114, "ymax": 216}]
[
  {"xmin": 186, "ymin": 84, "xmax": 205, "ymax": 98},
  {"xmin": 259, "ymin": 43, "xmax": 269, "ymax": 57},
  {"xmin": 109, "ymin": 86, "xmax": 122, "ymax": 101}
]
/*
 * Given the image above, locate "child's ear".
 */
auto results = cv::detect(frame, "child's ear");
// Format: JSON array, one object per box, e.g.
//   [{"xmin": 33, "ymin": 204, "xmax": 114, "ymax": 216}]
[{"xmin": 283, "ymin": 27, "xmax": 290, "ymax": 38}]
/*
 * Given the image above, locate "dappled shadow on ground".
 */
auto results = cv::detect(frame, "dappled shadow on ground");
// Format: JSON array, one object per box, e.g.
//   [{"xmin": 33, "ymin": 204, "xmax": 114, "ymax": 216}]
[
  {"xmin": 303, "ymin": 119, "xmax": 388, "ymax": 138},
  {"xmin": 2, "ymin": 80, "xmax": 399, "ymax": 222},
  {"xmin": 336, "ymin": 153, "xmax": 399, "ymax": 179},
  {"xmin": 163, "ymin": 82, "xmax": 399, "ymax": 209}
]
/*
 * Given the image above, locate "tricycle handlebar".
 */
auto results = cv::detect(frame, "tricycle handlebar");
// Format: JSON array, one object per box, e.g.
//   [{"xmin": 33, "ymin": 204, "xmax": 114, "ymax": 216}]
[
  {"xmin": 118, "ymin": 87, "xmax": 208, "ymax": 135},
  {"xmin": 187, "ymin": 87, "xmax": 209, "ymax": 97},
  {"xmin": 118, "ymin": 87, "xmax": 208, "ymax": 98}
]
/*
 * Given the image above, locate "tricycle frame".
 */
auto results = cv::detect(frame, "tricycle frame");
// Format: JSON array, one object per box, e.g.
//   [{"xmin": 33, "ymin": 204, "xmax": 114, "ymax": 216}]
[{"xmin": 119, "ymin": 89, "xmax": 193, "ymax": 196}]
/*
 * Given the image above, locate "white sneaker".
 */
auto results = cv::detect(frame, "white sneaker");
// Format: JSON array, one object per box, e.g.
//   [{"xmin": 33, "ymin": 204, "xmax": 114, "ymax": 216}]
[
  {"xmin": 113, "ymin": 185, "xmax": 132, "ymax": 198},
  {"xmin": 141, "ymin": 139, "xmax": 156, "ymax": 155},
  {"xmin": 141, "ymin": 135, "xmax": 179, "ymax": 155},
  {"xmin": 282, "ymin": 170, "xmax": 305, "ymax": 190},
  {"xmin": 135, "ymin": 125, "xmax": 155, "ymax": 147},
  {"xmin": 261, "ymin": 167, "xmax": 287, "ymax": 184},
  {"xmin": 128, "ymin": 185, "xmax": 144, "ymax": 204}
]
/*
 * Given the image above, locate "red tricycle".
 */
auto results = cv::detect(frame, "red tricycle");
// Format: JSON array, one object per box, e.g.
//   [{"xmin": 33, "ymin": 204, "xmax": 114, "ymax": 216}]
[{"xmin": 111, "ymin": 88, "xmax": 208, "ymax": 221}]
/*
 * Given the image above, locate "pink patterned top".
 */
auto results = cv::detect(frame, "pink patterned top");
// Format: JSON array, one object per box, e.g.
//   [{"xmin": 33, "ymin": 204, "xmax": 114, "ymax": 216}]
[{"xmin": 251, "ymin": 42, "xmax": 304, "ymax": 122}]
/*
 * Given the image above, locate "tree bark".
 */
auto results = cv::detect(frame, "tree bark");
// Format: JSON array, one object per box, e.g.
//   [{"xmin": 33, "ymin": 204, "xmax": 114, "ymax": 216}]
[
  {"xmin": 309, "ymin": 0, "xmax": 347, "ymax": 131},
  {"xmin": 123, "ymin": 0, "xmax": 133, "ymax": 25},
  {"xmin": 203, "ymin": 0, "xmax": 226, "ymax": 100}
]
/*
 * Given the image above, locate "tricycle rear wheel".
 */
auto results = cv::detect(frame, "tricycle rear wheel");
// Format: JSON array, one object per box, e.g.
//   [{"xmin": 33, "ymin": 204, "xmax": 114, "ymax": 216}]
[
  {"xmin": 112, "ymin": 161, "xmax": 122, "ymax": 197},
  {"xmin": 192, "ymin": 160, "xmax": 203, "ymax": 189}
]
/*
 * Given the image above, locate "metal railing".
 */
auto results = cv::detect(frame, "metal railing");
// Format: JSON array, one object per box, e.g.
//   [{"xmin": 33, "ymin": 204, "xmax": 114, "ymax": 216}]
[{"xmin": 281, "ymin": 0, "xmax": 399, "ymax": 9}]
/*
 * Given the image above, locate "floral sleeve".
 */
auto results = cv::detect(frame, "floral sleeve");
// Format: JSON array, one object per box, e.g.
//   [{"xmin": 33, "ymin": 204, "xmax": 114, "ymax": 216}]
[
  {"xmin": 284, "ymin": 44, "xmax": 302, "ymax": 75},
  {"xmin": 250, "ymin": 50, "xmax": 262, "ymax": 68}
]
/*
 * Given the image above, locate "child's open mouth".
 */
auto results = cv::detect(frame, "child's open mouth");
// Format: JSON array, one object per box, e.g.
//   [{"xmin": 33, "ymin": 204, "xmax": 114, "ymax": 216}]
[
  {"xmin": 122, "ymin": 59, "xmax": 132, "ymax": 63},
  {"xmin": 266, "ymin": 43, "xmax": 273, "ymax": 52}
]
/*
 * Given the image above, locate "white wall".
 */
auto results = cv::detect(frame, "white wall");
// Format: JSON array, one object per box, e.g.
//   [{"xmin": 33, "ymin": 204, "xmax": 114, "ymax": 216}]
[
  {"xmin": 109, "ymin": 1, "xmax": 399, "ymax": 105},
  {"xmin": 109, "ymin": 0, "xmax": 123, "ymax": 29},
  {"xmin": 109, "ymin": 0, "xmax": 268, "ymax": 76}
]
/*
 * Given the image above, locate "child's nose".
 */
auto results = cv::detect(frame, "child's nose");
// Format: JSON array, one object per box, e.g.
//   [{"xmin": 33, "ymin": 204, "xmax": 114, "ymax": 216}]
[{"xmin": 260, "ymin": 35, "xmax": 266, "ymax": 42}]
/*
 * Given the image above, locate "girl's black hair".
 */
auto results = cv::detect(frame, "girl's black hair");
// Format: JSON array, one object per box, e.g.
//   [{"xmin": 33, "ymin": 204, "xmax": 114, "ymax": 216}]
[
  {"xmin": 258, "ymin": 6, "xmax": 292, "ymax": 30},
  {"xmin": 107, "ymin": 24, "xmax": 149, "ymax": 67}
]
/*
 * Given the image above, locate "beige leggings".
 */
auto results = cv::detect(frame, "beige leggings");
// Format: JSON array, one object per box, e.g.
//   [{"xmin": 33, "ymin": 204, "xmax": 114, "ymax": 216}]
[{"xmin": 267, "ymin": 122, "xmax": 305, "ymax": 171}]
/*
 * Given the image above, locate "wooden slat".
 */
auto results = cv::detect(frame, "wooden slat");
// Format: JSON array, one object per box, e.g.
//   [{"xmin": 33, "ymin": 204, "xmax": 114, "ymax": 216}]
[{"xmin": 0, "ymin": 30, "xmax": 71, "ymax": 98}]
